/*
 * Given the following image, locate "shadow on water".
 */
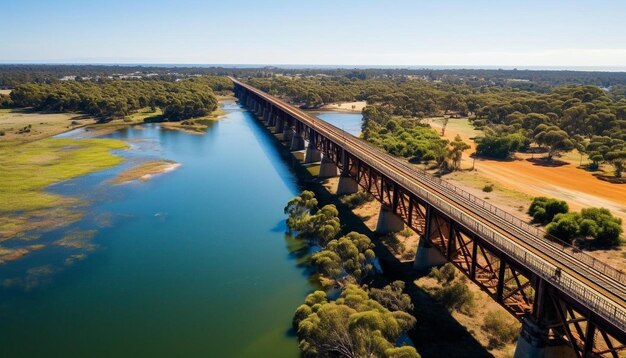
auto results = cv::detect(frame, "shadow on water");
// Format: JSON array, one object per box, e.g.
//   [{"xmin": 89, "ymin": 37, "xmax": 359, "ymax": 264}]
[{"xmin": 245, "ymin": 102, "xmax": 493, "ymax": 358}]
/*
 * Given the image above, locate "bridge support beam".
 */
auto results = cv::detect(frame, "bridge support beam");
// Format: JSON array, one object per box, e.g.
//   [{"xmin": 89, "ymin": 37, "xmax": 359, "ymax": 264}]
[
  {"xmin": 290, "ymin": 132, "xmax": 305, "ymax": 151},
  {"xmin": 413, "ymin": 236, "xmax": 447, "ymax": 272},
  {"xmin": 268, "ymin": 114, "xmax": 276, "ymax": 127},
  {"xmin": 318, "ymin": 156, "xmax": 339, "ymax": 178},
  {"xmin": 376, "ymin": 205, "xmax": 405, "ymax": 233}
]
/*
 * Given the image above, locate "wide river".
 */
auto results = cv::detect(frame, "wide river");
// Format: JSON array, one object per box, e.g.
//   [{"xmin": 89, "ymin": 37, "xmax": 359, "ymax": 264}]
[{"xmin": 0, "ymin": 102, "xmax": 362, "ymax": 357}]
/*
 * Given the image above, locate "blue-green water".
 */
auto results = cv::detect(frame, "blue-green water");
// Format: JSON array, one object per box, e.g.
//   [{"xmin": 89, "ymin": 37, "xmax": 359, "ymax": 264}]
[
  {"xmin": 0, "ymin": 101, "xmax": 324, "ymax": 358},
  {"xmin": 313, "ymin": 112, "xmax": 363, "ymax": 136}
]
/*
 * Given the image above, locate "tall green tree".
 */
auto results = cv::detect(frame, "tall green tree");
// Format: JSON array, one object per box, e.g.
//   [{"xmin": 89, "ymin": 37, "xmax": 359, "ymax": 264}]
[
  {"xmin": 293, "ymin": 286, "xmax": 419, "ymax": 358},
  {"xmin": 312, "ymin": 232, "xmax": 376, "ymax": 286},
  {"xmin": 448, "ymin": 135, "xmax": 471, "ymax": 170},
  {"xmin": 534, "ymin": 124, "xmax": 575, "ymax": 160}
]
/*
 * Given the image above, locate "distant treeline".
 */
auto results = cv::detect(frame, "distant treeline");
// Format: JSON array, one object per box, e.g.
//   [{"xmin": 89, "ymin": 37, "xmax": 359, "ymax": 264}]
[
  {"xmin": 2, "ymin": 64, "xmax": 626, "ymax": 88},
  {"xmin": 247, "ymin": 76, "xmax": 626, "ymax": 176},
  {"xmin": 1, "ymin": 76, "xmax": 233, "ymax": 121}
]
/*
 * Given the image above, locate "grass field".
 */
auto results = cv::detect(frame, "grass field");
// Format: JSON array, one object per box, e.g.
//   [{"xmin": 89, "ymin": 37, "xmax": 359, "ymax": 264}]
[
  {"xmin": 0, "ymin": 137, "xmax": 128, "ymax": 212},
  {"xmin": 0, "ymin": 109, "xmax": 97, "ymax": 145}
]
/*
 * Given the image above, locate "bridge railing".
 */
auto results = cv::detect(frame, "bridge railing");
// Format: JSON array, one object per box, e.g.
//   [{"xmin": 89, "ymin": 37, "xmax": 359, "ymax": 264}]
[
  {"xmin": 326, "ymin": 121, "xmax": 626, "ymax": 286},
  {"xmin": 232, "ymin": 79, "xmax": 626, "ymax": 324}
]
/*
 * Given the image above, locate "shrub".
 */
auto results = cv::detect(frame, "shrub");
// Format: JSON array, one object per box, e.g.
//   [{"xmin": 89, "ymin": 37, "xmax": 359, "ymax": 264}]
[
  {"xmin": 429, "ymin": 263, "xmax": 456, "ymax": 285},
  {"xmin": 546, "ymin": 207, "xmax": 623, "ymax": 247},
  {"xmin": 401, "ymin": 248, "xmax": 417, "ymax": 261},
  {"xmin": 528, "ymin": 197, "xmax": 569, "ymax": 224},
  {"xmin": 482, "ymin": 184, "xmax": 494, "ymax": 192},
  {"xmin": 482, "ymin": 310, "xmax": 520, "ymax": 348},
  {"xmin": 435, "ymin": 281, "xmax": 476, "ymax": 315},
  {"xmin": 340, "ymin": 191, "xmax": 373, "ymax": 209},
  {"xmin": 398, "ymin": 228, "xmax": 414, "ymax": 238},
  {"xmin": 382, "ymin": 233, "xmax": 406, "ymax": 255},
  {"xmin": 475, "ymin": 133, "xmax": 522, "ymax": 159}
]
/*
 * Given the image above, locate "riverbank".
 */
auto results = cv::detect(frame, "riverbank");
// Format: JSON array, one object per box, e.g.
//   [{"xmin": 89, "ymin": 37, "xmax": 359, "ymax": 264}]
[
  {"xmin": 250, "ymin": 110, "xmax": 498, "ymax": 357},
  {"xmin": 319, "ymin": 101, "xmax": 366, "ymax": 112},
  {"xmin": 0, "ymin": 99, "xmax": 310, "ymax": 357},
  {"xmin": 0, "ymin": 137, "xmax": 128, "ymax": 266},
  {"xmin": 0, "ymin": 101, "xmax": 229, "ymax": 265}
]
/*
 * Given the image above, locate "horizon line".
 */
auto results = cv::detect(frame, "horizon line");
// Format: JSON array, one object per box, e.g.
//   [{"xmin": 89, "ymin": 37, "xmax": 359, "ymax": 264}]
[{"xmin": 1, "ymin": 62, "xmax": 626, "ymax": 73}]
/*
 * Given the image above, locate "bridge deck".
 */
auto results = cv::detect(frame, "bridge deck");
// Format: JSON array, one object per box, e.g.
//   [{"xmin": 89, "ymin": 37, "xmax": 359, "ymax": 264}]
[{"xmin": 231, "ymin": 78, "xmax": 626, "ymax": 334}]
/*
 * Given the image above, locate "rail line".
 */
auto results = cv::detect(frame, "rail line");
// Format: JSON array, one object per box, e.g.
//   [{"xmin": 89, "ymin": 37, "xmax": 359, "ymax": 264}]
[{"xmin": 232, "ymin": 78, "xmax": 626, "ymax": 333}]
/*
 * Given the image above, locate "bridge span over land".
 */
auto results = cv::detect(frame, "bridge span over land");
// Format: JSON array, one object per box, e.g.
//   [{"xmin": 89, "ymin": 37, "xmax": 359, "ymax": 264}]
[{"xmin": 231, "ymin": 77, "xmax": 626, "ymax": 357}]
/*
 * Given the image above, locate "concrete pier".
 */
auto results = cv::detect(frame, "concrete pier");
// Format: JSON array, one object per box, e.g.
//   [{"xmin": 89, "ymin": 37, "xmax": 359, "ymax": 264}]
[
  {"xmin": 283, "ymin": 126, "xmax": 294, "ymax": 142},
  {"xmin": 290, "ymin": 132, "xmax": 305, "ymax": 151},
  {"xmin": 513, "ymin": 319, "xmax": 576, "ymax": 358},
  {"xmin": 375, "ymin": 205, "xmax": 405, "ymax": 233},
  {"xmin": 336, "ymin": 176, "xmax": 359, "ymax": 195},
  {"xmin": 275, "ymin": 118, "xmax": 285, "ymax": 133},
  {"xmin": 318, "ymin": 157, "xmax": 339, "ymax": 178},
  {"xmin": 413, "ymin": 236, "xmax": 447, "ymax": 272},
  {"xmin": 304, "ymin": 144, "xmax": 322, "ymax": 163}
]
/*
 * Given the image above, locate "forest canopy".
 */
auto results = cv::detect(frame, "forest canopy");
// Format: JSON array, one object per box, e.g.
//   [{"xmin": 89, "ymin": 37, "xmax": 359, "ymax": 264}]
[{"xmin": 5, "ymin": 76, "xmax": 232, "ymax": 121}]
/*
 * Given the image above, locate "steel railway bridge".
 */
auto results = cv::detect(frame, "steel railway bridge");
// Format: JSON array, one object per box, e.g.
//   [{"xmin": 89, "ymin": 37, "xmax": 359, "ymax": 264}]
[{"xmin": 231, "ymin": 77, "xmax": 626, "ymax": 357}]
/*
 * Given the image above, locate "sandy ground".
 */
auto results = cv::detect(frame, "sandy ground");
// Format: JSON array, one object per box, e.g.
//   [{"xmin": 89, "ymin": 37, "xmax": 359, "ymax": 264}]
[
  {"xmin": 111, "ymin": 160, "xmax": 180, "ymax": 184},
  {"xmin": 320, "ymin": 101, "xmax": 366, "ymax": 112},
  {"xmin": 427, "ymin": 116, "xmax": 626, "ymax": 269},
  {"xmin": 427, "ymin": 117, "xmax": 626, "ymax": 227}
]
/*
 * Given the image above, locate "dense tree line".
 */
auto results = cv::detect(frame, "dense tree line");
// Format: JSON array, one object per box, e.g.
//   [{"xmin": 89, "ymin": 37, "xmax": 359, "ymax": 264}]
[
  {"xmin": 285, "ymin": 191, "xmax": 419, "ymax": 357},
  {"xmin": 4, "ymin": 64, "xmax": 626, "ymax": 88},
  {"xmin": 361, "ymin": 104, "xmax": 470, "ymax": 171},
  {"xmin": 247, "ymin": 76, "xmax": 626, "ymax": 176},
  {"xmin": 4, "ymin": 76, "xmax": 232, "ymax": 121}
]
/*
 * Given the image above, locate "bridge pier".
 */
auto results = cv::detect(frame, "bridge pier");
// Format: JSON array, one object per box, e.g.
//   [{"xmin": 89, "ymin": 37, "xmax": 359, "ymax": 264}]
[
  {"xmin": 304, "ymin": 144, "xmax": 322, "ymax": 163},
  {"xmin": 275, "ymin": 118, "xmax": 285, "ymax": 134},
  {"xmin": 513, "ymin": 280, "xmax": 576, "ymax": 358},
  {"xmin": 268, "ymin": 113, "xmax": 276, "ymax": 127},
  {"xmin": 514, "ymin": 319, "xmax": 576, "ymax": 358},
  {"xmin": 290, "ymin": 132, "xmax": 305, "ymax": 151},
  {"xmin": 413, "ymin": 235, "xmax": 447, "ymax": 272},
  {"xmin": 337, "ymin": 175, "xmax": 359, "ymax": 195},
  {"xmin": 283, "ymin": 126, "xmax": 294, "ymax": 142},
  {"xmin": 318, "ymin": 156, "xmax": 339, "ymax": 178},
  {"xmin": 375, "ymin": 205, "xmax": 405, "ymax": 233}
]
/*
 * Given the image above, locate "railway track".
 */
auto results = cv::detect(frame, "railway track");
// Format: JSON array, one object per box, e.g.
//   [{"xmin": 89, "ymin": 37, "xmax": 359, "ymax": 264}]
[{"xmin": 233, "ymin": 78, "xmax": 626, "ymax": 332}]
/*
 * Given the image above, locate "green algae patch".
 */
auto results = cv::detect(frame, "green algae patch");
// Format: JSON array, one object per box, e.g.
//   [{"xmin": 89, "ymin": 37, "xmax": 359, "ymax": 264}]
[{"xmin": 0, "ymin": 138, "xmax": 128, "ymax": 212}]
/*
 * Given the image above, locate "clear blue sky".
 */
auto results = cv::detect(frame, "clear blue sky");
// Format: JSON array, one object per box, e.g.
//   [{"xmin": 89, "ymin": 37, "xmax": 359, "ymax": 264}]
[{"xmin": 2, "ymin": 0, "xmax": 625, "ymax": 68}]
